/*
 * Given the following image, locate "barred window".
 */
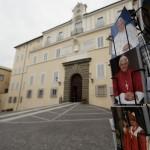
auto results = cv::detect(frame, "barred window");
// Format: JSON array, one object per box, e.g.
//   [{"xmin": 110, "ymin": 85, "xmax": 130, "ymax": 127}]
[
  {"xmin": 26, "ymin": 90, "xmax": 32, "ymax": 98},
  {"xmin": 38, "ymin": 89, "xmax": 44, "ymax": 98},
  {"xmin": 95, "ymin": 85, "xmax": 107, "ymax": 97},
  {"xmin": 50, "ymin": 88, "xmax": 57, "ymax": 97}
]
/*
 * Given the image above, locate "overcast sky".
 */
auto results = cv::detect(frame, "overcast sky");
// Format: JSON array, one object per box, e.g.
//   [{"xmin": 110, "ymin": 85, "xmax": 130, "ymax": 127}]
[{"xmin": 0, "ymin": 0, "xmax": 119, "ymax": 68}]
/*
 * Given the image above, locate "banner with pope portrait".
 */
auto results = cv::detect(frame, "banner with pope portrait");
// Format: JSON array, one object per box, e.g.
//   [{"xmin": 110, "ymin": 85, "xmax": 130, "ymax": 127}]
[
  {"xmin": 111, "ymin": 7, "xmax": 139, "ymax": 57},
  {"xmin": 110, "ymin": 48, "xmax": 148, "ymax": 105},
  {"xmin": 111, "ymin": 106, "xmax": 150, "ymax": 150}
]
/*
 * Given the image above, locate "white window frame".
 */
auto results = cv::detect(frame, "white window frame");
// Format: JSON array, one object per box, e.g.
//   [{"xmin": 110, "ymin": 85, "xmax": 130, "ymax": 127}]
[
  {"xmin": 96, "ymin": 17, "xmax": 104, "ymax": 28},
  {"xmin": 44, "ymin": 53, "xmax": 48, "ymax": 61},
  {"xmin": 50, "ymin": 88, "xmax": 58, "ymax": 97},
  {"xmin": 56, "ymin": 49, "xmax": 60, "ymax": 58},
  {"xmin": 96, "ymin": 64, "xmax": 105, "ymax": 80},
  {"xmin": 97, "ymin": 36, "xmax": 104, "ymax": 48},
  {"xmin": 29, "ymin": 75, "xmax": 34, "ymax": 86},
  {"xmin": 40, "ymin": 73, "xmax": 45, "ymax": 85},
  {"xmin": 33, "ymin": 56, "xmax": 37, "ymax": 64},
  {"xmin": 0, "ymin": 74, "xmax": 4, "ymax": 81}
]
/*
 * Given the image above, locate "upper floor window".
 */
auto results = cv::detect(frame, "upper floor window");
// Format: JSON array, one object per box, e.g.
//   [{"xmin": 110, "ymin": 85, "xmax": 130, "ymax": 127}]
[
  {"xmin": 47, "ymin": 36, "xmax": 51, "ymax": 45},
  {"xmin": 96, "ymin": 17, "xmax": 104, "ymax": 28},
  {"xmin": 97, "ymin": 37, "xmax": 104, "ymax": 48},
  {"xmin": 40, "ymin": 73, "xmax": 45, "ymax": 85},
  {"xmin": 97, "ymin": 64, "xmax": 105, "ymax": 80},
  {"xmin": 29, "ymin": 76, "xmax": 34, "ymax": 86},
  {"xmin": 44, "ymin": 53, "xmax": 48, "ymax": 61},
  {"xmin": 33, "ymin": 56, "xmax": 37, "ymax": 64},
  {"xmin": 16, "ymin": 82, "xmax": 19, "ymax": 90},
  {"xmin": 75, "ymin": 21, "xmax": 82, "ymax": 30},
  {"xmin": 53, "ymin": 72, "xmax": 59, "ymax": 83},
  {"xmin": 57, "ymin": 32, "xmax": 63, "ymax": 41},
  {"xmin": 56, "ymin": 49, "xmax": 60, "ymax": 58},
  {"xmin": 0, "ymin": 74, "xmax": 4, "ymax": 81}
]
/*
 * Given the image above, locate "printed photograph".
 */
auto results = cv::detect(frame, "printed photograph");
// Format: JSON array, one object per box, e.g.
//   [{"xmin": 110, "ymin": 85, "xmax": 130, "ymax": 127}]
[
  {"xmin": 111, "ymin": 106, "xmax": 150, "ymax": 150},
  {"xmin": 111, "ymin": 7, "xmax": 139, "ymax": 57},
  {"xmin": 110, "ymin": 48, "xmax": 145, "ymax": 105}
]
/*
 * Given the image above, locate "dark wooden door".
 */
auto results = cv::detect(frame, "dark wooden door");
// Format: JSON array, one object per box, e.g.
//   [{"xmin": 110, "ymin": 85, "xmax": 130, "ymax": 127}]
[{"xmin": 70, "ymin": 74, "xmax": 82, "ymax": 102}]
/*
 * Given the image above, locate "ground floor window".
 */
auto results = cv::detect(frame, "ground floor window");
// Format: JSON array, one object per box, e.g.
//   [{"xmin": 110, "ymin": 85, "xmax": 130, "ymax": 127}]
[
  {"xmin": 26, "ymin": 90, "xmax": 32, "ymax": 98},
  {"xmin": 95, "ymin": 85, "xmax": 107, "ymax": 97},
  {"xmin": 38, "ymin": 89, "xmax": 44, "ymax": 98},
  {"xmin": 50, "ymin": 88, "xmax": 57, "ymax": 97}
]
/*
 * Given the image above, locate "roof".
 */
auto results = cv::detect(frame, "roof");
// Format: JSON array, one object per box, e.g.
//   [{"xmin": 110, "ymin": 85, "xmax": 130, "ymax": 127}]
[
  {"xmin": 0, "ymin": 66, "xmax": 12, "ymax": 72},
  {"xmin": 14, "ymin": 0, "xmax": 128, "ymax": 48},
  {"xmin": 14, "ymin": 35, "xmax": 43, "ymax": 48}
]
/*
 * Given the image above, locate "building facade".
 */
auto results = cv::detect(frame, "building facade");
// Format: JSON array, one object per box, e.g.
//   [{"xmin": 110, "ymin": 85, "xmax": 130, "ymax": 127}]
[
  {"xmin": 7, "ymin": 0, "xmax": 133, "ymax": 111},
  {"xmin": 0, "ymin": 66, "xmax": 11, "ymax": 111}
]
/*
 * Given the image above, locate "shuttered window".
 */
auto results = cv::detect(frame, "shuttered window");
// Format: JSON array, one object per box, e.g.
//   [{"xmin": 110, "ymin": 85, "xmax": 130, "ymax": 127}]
[
  {"xmin": 97, "ymin": 37, "xmax": 104, "ymax": 48},
  {"xmin": 97, "ymin": 64, "xmax": 105, "ymax": 79}
]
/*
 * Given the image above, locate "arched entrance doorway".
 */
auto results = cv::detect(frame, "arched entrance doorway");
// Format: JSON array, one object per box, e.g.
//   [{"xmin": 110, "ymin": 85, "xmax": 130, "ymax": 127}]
[{"xmin": 70, "ymin": 74, "xmax": 82, "ymax": 102}]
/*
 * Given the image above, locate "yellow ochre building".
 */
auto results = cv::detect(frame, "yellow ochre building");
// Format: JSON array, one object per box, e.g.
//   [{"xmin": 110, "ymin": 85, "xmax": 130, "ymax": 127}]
[{"xmin": 7, "ymin": 0, "xmax": 134, "ymax": 111}]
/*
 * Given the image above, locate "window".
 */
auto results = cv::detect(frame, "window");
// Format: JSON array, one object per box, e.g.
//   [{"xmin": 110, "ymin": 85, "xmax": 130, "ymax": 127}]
[
  {"xmin": 44, "ymin": 53, "xmax": 48, "ymax": 61},
  {"xmin": 33, "ymin": 56, "xmax": 37, "ymax": 64},
  {"xmin": 13, "ymin": 97, "xmax": 17, "ymax": 103},
  {"xmin": 95, "ymin": 85, "xmax": 107, "ymax": 97},
  {"xmin": 16, "ymin": 82, "xmax": 19, "ymax": 90},
  {"xmin": 56, "ymin": 49, "xmax": 60, "ymax": 58},
  {"xmin": 97, "ymin": 37, "xmax": 104, "ymax": 48},
  {"xmin": 83, "ymin": 39, "xmax": 95, "ymax": 51},
  {"xmin": 47, "ymin": 36, "xmax": 51, "ymax": 45},
  {"xmin": 96, "ymin": 17, "xmax": 104, "ymax": 28},
  {"xmin": 50, "ymin": 88, "xmax": 57, "ymax": 97},
  {"xmin": 26, "ymin": 90, "xmax": 32, "ymax": 98},
  {"xmin": 97, "ymin": 64, "xmax": 105, "ymax": 79},
  {"xmin": 0, "ymin": 75, "xmax": 4, "ymax": 81},
  {"xmin": 40, "ymin": 73, "xmax": 45, "ymax": 85},
  {"xmin": 8, "ymin": 97, "xmax": 12, "ymax": 103},
  {"xmin": 38, "ymin": 89, "xmax": 44, "ymax": 98},
  {"xmin": 5, "ymin": 89, "xmax": 8, "ymax": 93},
  {"xmin": 29, "ymin": 76, "xmax": 34, "ymax": 86},
  {"xmin": 75, "ymin": 21, "xmax": 82, "ymax": 30},
  {"xmin": 53, "ymin": 72, "xmax": 59, "ymax": 83},
  {"xmin": 57, "ymin": 32, "xmax": 63, "ymax": 41}
]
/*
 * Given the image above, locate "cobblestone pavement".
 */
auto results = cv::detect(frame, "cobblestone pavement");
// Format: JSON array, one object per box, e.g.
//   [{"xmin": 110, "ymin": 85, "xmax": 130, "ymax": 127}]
[{"xmin": 0, "ymin": 103, "xmax": 114, "ymax": 150}]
